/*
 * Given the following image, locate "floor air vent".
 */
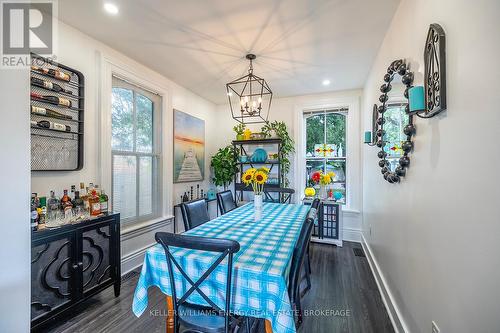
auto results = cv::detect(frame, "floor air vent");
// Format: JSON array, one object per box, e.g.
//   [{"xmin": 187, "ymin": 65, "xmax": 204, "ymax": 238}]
[{"xmin": 353, "ymin": 247, "xmax": 366, "ymax": 257}]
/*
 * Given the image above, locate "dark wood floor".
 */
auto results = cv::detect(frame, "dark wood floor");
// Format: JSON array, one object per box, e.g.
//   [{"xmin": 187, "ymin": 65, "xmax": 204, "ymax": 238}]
[{"xmin": 41, "ymin": 241, "xmax": 394, "ymax": 333}]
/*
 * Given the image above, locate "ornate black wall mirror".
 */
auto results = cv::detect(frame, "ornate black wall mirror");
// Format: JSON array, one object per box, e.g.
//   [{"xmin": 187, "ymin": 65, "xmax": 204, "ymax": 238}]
[{"xmin": 375, "ymin": 59, "xmax": 415, "ymax": 183}]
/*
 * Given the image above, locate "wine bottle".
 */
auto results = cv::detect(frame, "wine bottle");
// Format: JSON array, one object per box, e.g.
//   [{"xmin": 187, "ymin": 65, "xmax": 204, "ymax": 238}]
[
  {"xmin": 31, "ymin": 65, "xmax": 71, "ymax": 82},
  {"xmin": 31, "ymin": 105, "xmax": 73, "ymax": 120},
  {"xmin": 99, "ymin": 190, "xmax": 109, "ymax": 214},
  {"xmin": 31, "ymin": 92, "xmax": 72, "ymax": 107},
  {"xmin": 31, "ymin": 77, "xmax": 73, "ymax": 94},
  {"xmin": 31, "ymin": 120, "xmax": 71, "ymax": 132}
]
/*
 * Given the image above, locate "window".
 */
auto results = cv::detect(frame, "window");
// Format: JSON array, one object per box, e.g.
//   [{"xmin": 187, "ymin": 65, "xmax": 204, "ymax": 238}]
[
  {"xmin": 304, "ymin": 109, "xmax": 347, "ymax": 203},
  {"xmin": 383, "ymin": 103, "xmax": 408, "ymax": 172},
  {"xmin": 111, "ymin": 76, "xmax": 162, "ymax": 224}
]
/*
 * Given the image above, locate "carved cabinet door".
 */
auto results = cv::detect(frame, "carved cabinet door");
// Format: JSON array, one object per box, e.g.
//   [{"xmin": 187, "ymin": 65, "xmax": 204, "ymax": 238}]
[
  {"xmin": 31, "ymin": 232, "xmax": 77, "ymax": 321},
  {"xmin": 77, "ymin": 219, "xmax": 119, "ymax": 296}
]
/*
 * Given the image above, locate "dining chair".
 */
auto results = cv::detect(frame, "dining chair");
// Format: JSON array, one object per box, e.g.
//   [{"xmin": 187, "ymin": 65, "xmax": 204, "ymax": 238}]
[
  {"xmin": 288, "ymin": 198, "xmax": 319, "ymax": 327},
  {"xmin": 181, "ymin": 198, "xmax": 210, "ymax": 231},
  {"xmin": 306, "ymin": 199, "xmax": 320, "ymax": 276},
  {"xmin": 263, "ymin": 187, "xmax": 295, "ymax": 204},
  {"xmin": 217, "ymin": 190, "xmax": 237, "ymax": 215},
  {"xmin": 155, "ymin": 232, "xmax": 252, "ymax": 333}
]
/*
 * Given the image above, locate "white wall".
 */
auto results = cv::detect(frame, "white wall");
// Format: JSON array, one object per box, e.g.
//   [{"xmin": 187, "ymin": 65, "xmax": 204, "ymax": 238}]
[
  {"xmin": 31, "ymin": 22, "xmax": 219, "ymax": 273},
  {"xmin": 361, "ymin": 0, "xmax": 500, "ymax": 332},
  {"xmin": 0, "ymin": 65, "xmax": 30, "ymax": 332},
  {"xmin": 215, "ymin": 89, "xmax": 364, "ymax": 241}
]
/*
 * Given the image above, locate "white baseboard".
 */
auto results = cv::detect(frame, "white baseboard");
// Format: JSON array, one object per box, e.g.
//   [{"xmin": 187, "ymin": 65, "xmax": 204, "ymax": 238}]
[
  {"xmin": 120, "ymin": 217, "xmax": 173, "ymax": 275},
  {"xmin": 343, "ymin": 227, "xmax": 361, "ymax": 242},
  {"xmin": 361, "ymin": 234, "xmax": 409, "ymax": 333},
  {"xmin": 121, "ymin": 243, "xmax": 154, "ymax": 275}
]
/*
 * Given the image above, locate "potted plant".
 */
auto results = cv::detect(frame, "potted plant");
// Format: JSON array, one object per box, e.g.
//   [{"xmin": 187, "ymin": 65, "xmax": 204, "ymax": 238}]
[
  {"xmin": 261, "ymin": 121, "xmax": 295, "ymax": 187},
  {"xmin": 210, "ymin": 145, "xmax": 238, "ymax": 190},
  {"xmin": 233, "ymin": 123, "xmax": 246, "ymax": 141}
]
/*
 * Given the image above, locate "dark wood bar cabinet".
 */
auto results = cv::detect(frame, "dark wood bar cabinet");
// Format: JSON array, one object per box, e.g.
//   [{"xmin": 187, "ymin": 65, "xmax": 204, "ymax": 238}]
[{"xmin": 31, "ymin": 213, "xmax": 121, "ymax": 331}]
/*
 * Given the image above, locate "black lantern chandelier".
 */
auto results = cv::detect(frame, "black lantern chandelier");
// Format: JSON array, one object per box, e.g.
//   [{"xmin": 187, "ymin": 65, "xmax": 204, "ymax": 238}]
[{"xmin": 226, "ymin": 54, "xmax": 273, "ymax": 124}]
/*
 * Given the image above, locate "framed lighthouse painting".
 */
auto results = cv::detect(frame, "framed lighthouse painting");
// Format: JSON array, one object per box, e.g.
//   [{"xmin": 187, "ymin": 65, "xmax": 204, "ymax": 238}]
[{"xmin": 173, "ymin": 109, "xmax": 205, "ymax": 183}]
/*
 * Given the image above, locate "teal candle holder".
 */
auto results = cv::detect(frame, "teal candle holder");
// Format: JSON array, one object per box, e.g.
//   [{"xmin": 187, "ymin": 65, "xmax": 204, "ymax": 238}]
[
  {"xmin": 408, "ymin": 86, "xmax": 425, "ymax": 114},
  {"xmin": 364, "ymin": 131, "xmax": 372, "ymax": 144}
]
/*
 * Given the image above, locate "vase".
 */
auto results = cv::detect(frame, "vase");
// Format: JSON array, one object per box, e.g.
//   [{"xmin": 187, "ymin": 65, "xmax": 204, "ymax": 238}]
[
  {"xmin": 254, "ymin": 193, "xmax": 263, "ymax": 208},
  {"xmin": 318, "ymin": 185, "xmax": 327, "ymax": 199},
  {"xmin": 254, "ymin": 193, "xmax": 263, "ymax": 221}
]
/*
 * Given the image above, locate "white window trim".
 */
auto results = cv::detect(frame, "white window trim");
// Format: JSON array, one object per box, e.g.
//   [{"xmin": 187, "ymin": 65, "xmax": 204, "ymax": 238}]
[
  {"xmin": 293, "ymin": 95, "xmax": 361, "ymax": 212},
  {"xmin": 98, "ymin": 53, "xmax": 174, "ymax": 233}
]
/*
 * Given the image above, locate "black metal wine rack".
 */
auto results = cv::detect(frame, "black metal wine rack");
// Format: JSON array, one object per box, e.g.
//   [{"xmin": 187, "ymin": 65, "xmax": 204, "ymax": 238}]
[{"xmin": 30, "ymin": 53, "xmax": 84, "ymax": 171}]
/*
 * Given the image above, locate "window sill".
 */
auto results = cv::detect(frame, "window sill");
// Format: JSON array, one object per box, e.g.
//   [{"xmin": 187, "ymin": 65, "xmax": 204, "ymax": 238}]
[{"xmin": 121, "ymin": 215, "xmax": 174, "ymax": 241}]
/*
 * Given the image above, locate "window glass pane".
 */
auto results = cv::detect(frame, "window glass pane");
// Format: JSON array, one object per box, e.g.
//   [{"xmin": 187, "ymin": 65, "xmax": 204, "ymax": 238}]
[
  {"xmin": 305, "ymin": 114, "xmax": 325, "ymax": 156},
  {"xmin": 306, "ymin": 159, "xmax": 324, "ymax": 187},
  {"xmin": 326, "ymin": 113, "xmax": 346, "ymax": 157},
  {"xmin": 330, "ymin": 183, "xmax": 346, "ymax": 203},
  {"xmin": 139, "ymin": 156, "xmax": 153, "ymax": 216},
  {"xmin": 111, "ymin": 88, "xmax": 134, "ymax": 151},
  {"xmin": 326, "ymin": 160, "xmax": 346, "ymax": 182},
  {"xmin": 112, "ymin": 155, "xmax": 137, "ymax": 219},
  {"xmin": 136, "ymin": 94, "xmax": 153, "ymax": 153}
]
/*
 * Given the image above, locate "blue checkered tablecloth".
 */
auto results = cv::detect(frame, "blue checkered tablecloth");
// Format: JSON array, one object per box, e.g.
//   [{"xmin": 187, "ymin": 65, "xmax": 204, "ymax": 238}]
[{"xmin": 132, "ymin": 202, "xmax": 310, "ymax": 333}]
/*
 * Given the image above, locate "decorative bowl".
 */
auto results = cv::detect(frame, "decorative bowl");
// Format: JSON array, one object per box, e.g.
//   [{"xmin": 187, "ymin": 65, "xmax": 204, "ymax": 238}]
[
  {"xmin": 251, "ymin": 148, "xmax": 268, "ymax": 163},
  {"xmin": 250, "ymin": 132, "xmax": 266, "ymax": 140}
]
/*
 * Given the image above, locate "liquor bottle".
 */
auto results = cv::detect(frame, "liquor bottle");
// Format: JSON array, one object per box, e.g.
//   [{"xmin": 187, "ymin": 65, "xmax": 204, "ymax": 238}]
[
  {"xmin": 94, "ymin": 184, "xmax": 101, "ymax": 195},
  {"xmin": 31, "ymin": 193, "xmax": 39, "ymax": 231},
  {"xmin": 31, "ymin": 105, "xmax": 73, "ymax": 120},
  {"xmin": 31, "ymin": 120, "xmax": 71, "ymax": 132},
  {"xmin": 31, "ymin": 92, "xmax": 72, "ymax": 107},
  {"xmin": 89, "ymin": 190, "xmax": 101, "ymax": 216},
  {"xmin": 61, "ymin": 190, "xmax": 73, "ymax": 209},
  {"xmin": 99, "ymin": 190, "xmax": 109, "ymax": 214},
  {"xmin": 38, "ymin": 196, "xmax": 47, "ymax": 225},
  {"xmin": 83, "ymin": 186, "xmax": 91, "ymax": 211},
  {"xmin": 182, "ymin": 192, "xmax": 189, "ymax": 202},
  {"xmin": 47, "ymin": 190, "xmax": 60, "ymax": 220},
  {"xmin": 73, "ymin": 191, "xmax": 84, "ymax": 209},
  {"xmin": 31, "ymin": 77, "xmax": 73, "ymax": 94},
  {"xmin": 70, "ymin": 184, "xmax": 76, "ymax": 200},
  {"xmin": 31, "ymin": 65, "xmax": 71, "ymax": 82}
]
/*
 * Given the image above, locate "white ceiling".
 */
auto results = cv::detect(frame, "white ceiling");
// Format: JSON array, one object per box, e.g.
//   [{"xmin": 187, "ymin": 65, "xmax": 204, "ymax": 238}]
[{"xmin": 59, "ymin": 0, "xmax": 400, "ymax": 104}]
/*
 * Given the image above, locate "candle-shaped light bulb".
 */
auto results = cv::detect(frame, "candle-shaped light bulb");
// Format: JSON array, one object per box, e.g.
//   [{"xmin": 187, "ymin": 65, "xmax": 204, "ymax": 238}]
[
  {"xmin": 244, "ymin": 96, "xmax": 249, "ymax": 103},
  {"xmin": 258, "ymin": 96, "xmax": 262, "ymax": 104}
]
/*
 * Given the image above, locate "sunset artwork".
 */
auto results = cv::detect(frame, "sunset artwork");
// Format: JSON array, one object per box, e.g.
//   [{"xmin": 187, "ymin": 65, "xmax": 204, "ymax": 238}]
[{"xmin": 173, "ymin": 110, "xmax": 205, "ymax": 183}]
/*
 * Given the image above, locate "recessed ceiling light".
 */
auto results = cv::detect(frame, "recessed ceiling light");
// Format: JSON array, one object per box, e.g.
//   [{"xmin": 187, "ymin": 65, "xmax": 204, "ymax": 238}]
[
  {"xmin": 322, "ymin": 79, "xmax": 331, "ymax": 86},
  {"xmin": 104, "ymin": 3, "xmax": 119, "ymax": 15}
]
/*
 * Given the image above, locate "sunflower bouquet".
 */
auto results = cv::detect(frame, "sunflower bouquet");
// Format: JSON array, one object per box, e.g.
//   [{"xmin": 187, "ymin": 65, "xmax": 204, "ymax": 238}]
[{"xmin": 241, "ymin": 167, "xmax": 269, "ymax": 194}]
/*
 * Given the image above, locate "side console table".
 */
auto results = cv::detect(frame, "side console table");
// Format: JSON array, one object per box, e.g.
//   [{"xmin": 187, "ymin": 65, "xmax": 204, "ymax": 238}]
[
  {"xmin": 303, "ymin": 198, "xmax": 343, "ymax": 247},
  {"xmin": 31, "ymin": 213, "xmax": 121, "ymax": 331}
]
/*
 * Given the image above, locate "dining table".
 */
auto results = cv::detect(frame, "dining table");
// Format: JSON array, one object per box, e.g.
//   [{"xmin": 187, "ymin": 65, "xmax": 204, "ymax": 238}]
[{"xmin": 132, "ymin": 201, "xmax": 310, "ymax": 333}]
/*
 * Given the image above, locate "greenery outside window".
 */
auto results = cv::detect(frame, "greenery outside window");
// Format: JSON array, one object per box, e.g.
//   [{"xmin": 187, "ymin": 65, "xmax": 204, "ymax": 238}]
[
  {"xmin": 111, "ymin": 76, "xmax": 162, "ymax": 224},
  {"xmin": 304, "ymin": 109, "xmax": 347, "ymax": 203}
]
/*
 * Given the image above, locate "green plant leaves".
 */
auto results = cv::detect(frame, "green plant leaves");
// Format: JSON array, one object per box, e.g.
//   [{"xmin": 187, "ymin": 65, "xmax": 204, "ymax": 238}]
[
  {"xmin": 210, "ymin": 145, "xmax": 238, "ymax": 189},
  {"xmin": 261, "ymin": 121, "xmax": 295, "ymax": 188}
]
